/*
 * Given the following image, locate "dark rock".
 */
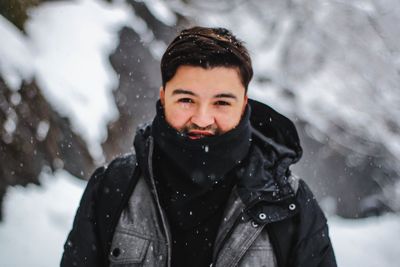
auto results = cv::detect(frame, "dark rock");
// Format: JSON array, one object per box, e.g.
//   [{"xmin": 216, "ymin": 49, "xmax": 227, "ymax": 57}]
[
  {"xmin": 0, "ymin": 78, "xmax": 94, "ymax": 220},
  {"xmin": 102, "ymin": 2, "xmax": 188, "ymax": 160}
]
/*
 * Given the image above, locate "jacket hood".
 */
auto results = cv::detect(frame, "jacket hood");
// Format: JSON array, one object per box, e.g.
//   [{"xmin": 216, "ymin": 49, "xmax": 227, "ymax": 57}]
[
  {"xmin": 248, "ymin": 98, "xmax": 302, "ymax": 164},
  {"xmin": 235, "ymin": 99, "xmax": 303, "ymax": 224}
]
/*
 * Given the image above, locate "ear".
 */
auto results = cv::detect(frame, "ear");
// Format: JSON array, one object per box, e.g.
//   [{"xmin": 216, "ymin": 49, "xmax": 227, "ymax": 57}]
[
  {"xmin": 159, "ymin": 86, "xmax": 165, "ymax": 105},
  {"xmin": 242, "ymin": 95, "xmax": 248, "ymax": 113}
]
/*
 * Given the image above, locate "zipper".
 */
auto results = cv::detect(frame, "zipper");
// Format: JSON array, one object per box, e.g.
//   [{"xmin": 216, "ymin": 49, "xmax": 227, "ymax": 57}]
[{"xmin": 147, "ymin": 137, "xmax": 172, "ymax": 267}]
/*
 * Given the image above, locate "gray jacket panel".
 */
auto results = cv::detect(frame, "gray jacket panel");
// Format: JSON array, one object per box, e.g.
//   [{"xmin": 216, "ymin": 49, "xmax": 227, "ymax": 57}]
[{"xmin": 109, "ymin": 178, "xmax": 168, "ymax": 267}]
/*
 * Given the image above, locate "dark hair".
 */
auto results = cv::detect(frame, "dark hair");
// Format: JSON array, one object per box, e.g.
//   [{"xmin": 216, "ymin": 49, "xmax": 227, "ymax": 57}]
[{"xmin": 161, "ymin": 26, "xmax": 253, "ymax": 91}]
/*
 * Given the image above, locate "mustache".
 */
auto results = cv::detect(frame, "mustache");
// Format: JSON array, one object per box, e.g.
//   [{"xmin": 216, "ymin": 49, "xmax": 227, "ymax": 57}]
[{"xmin": 182, "ymin": 124, "xmax": 221, "ymax": 135}]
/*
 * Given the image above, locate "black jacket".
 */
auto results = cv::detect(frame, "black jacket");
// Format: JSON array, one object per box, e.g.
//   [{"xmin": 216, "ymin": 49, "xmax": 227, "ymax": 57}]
[{"xmin": 61, "ymin": 99, "xmax": 337, "ymax": 267}]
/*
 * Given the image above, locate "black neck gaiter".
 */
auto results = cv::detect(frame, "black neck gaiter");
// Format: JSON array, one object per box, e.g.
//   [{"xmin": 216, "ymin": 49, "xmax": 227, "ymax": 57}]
[{"xmin": 151, "ymin": 100, "xmax": 252, "ymax": 190}]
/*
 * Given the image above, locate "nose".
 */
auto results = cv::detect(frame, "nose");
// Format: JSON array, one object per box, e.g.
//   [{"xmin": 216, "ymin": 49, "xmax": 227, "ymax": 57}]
[{"xmin": 190, "ymin": 106, "xmax": 215, "ymax": 128}]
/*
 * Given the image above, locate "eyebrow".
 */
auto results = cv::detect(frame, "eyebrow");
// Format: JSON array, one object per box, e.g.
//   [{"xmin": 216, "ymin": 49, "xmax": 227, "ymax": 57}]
[
  {"xmin": 172, "ymin": 89, "xmax": 238, "ymax": 100},
  {"xmin": 172, "ymin": 89, "xmax": 196, "ymax": 96},
  {"xmin": 214, "ymin": 93, "xmax": 237, "ymax": 100}
]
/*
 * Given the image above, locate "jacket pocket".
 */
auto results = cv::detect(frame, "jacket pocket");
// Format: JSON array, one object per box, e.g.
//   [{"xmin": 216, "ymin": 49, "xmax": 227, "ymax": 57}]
[
  {"xmin": 237, "ymin": 231, "xmax": 277, "ymax": 267},
  {"xmin": 238, "ymin": 247, "xmax": 276, "ymax": 267},
  {"xmin": 109, "ymin": 231, "xmax": 150, "ymax": 266}
]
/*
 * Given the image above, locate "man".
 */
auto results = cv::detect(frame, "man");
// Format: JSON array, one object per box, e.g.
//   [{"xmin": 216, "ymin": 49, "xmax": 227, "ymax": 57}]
[{"xmin": 61, "ymin": 26, "xmax": 337, "ymax": 267}]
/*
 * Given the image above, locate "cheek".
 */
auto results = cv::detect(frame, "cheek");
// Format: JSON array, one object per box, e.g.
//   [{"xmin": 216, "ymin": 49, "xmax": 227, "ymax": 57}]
[
  {"xmin": 165, "ymin": 107, "xmax": 191, "ymax": 130},
  {"xmin": 215, "ymin": 110, "xmax": 243, "ymax": 133}
]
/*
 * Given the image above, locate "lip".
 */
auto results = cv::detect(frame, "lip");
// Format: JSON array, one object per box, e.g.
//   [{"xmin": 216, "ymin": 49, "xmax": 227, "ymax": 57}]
[{"xmin": 187, "ymin": 130, "xmax": 214, "ymax": 140}]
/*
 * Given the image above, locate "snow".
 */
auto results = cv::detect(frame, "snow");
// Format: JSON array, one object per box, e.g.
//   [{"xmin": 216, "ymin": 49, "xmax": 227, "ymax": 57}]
[
  {"xmin": 0, "ymin": 15, "xmax": 34, "ymax": 90},
  {"xmin": 330, "ymin": 215, "xmax": 400, "ymax": 267},
  {"xmin": 173, "ymin": 0, "xmax": 400, "ymax": 179},
  {"xmin": 1, "ymin": 0, "xmax": 398, "ymax": 166},
  {"xmin": 0, "ymin": 171, "xmax": 399, "ymax": 267},
  {"xmin": 0, "ymin": 170, "xmax": 85, "ymax": 267},
  {"xmin": 0, "ymin": 0, "xmax": 169, "ymax": 160},
  {"xmin": 26, "ymin": 0, "xmax": 132, "ymax": 159},
  {"xmin": 1, "ymin": 1, "xmax": 399, "ymax": 266},
  {"xmin": 0, "ymin": 0, "xmax": 134, "ymax": 160},
  {"xmin": 142, "ymin": 0, "xmax": 177, "ymax": 26}
]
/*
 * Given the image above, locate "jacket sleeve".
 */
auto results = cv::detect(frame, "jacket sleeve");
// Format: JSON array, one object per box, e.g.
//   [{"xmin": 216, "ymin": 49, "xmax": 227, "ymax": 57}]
[
  {"xmin": 293, "ymin": 179, "xmax": 337, "ymax": 267},
  {"xmin": 60, "ymin": 166, "xmax": 106, "ymax": 267}
]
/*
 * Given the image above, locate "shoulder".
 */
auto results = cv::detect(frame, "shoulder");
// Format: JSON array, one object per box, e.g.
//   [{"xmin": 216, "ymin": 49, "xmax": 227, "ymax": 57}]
[
  {"xmin": 104, "ymin": 153, "xmax": 137, "ymax": 176},
  {"xmin": 82, "ymin": 153, "xmax": 138, "ymax": 204},
  {"xmin": 86, "ymin": 153, "xmax": 137, "ymax": 184},
  {"xmin": 290, "ymin": 175, "xmax": 330, "ymax": 240},
  {"xmin": 290, "ymin": 177, "xmax": 338, "ymax": 266},
  {"xmin": 294, "ymin": 177, "xmax": 324, "ymax": 213},
  {"xmin": 107, "ymin": 153, "xmax": 137, "ymax": 168},
  {"xmin": 96, "ymin": 153, "xmax": 138, "ymax": 196},
  {"xmin": 291, "ymin": 175, "xmax": 325, "ymax": 217}
]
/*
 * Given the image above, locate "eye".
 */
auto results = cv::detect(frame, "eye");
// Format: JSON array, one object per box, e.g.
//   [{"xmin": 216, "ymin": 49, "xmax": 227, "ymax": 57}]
[
  {"xmin": 214, "ymin": 100, "xmax": 231, "ymax": 106},
  {"xmin": 178, "ymin": 98, "xmax": 194, "ymax": 103}
]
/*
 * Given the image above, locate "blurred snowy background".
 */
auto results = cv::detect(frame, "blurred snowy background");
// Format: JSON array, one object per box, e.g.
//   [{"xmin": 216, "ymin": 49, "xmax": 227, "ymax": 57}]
[{"xmin": 0, "ymin": 0, "xmax": 399, "ymax": 266}]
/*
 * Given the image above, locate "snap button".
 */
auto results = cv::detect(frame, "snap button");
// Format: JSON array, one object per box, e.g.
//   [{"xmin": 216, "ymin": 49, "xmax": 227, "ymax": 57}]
[
  {"xmin": 111, "ymin": 247, "xmax": 121, "ymax": 257},
  {"xmin": 251, "ymin": 221, "xmax": 259, "ymax": 228},
  {"xmin": 289, "ymin": 203, "xmax": 296, "ymax": 211},
  {"xmin": 258, "ymin": 213, "xmax": 267, "ymax": 220}
]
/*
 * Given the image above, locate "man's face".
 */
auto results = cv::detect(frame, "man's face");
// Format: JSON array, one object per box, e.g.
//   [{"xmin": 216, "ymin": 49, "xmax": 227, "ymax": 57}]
[{"xmin": 160, "ymin": 65, "xmax": 248, "ymax": 139}]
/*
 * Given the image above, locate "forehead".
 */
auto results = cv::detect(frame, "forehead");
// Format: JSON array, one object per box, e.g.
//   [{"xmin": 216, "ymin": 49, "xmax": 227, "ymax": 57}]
[{"xmin": 165, "ymin": 65, "xmax": 245, "ymax": 97}]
